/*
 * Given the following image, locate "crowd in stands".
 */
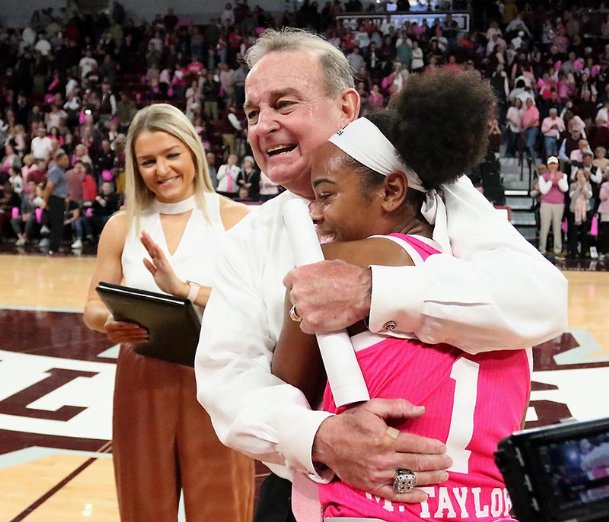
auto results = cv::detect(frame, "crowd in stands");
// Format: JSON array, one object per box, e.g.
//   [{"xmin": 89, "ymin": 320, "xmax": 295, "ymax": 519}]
[{"xmin": 0, "ymin": 0, "xmax": 608, "ymax": 258}]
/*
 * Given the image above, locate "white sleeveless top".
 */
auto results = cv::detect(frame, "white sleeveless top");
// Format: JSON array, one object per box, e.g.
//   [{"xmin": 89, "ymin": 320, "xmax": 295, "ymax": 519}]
[{"xmin": 121, "ymin": 192, "xmax": 225, "ymax": 317}]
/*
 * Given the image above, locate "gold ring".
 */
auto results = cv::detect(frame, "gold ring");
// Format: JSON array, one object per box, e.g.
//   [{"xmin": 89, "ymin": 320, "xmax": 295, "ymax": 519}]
[{"xmin": 289, "ymin": 305, "xmax": 303, "ymax": 323}]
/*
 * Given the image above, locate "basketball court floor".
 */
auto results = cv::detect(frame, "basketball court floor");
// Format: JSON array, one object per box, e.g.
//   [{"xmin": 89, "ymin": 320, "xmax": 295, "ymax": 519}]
[{"xmin": 0, "ymin": 247, "xmax": 608, "ymax": 520}]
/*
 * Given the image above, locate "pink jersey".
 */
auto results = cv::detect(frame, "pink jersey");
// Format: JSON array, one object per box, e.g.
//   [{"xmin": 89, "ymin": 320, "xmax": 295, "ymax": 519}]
[{"xmin": 319, "ymin": 234, "xmax": 530, "ymax": 521}]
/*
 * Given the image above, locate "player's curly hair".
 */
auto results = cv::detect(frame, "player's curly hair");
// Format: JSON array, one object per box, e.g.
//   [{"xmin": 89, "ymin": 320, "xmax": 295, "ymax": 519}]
[{"xmin": 388, "ymin": 68, "xmax": 496, "ymax": 189}]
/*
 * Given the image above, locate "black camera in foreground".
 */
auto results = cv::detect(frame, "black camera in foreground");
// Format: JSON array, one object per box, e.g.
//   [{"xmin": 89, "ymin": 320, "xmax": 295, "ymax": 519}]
[{"xmin": 495, "ymin": 417, "xmax": 609, "ymax": 522}]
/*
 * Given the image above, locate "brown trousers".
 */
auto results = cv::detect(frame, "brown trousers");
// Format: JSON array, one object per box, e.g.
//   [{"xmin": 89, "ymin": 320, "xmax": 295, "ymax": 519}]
[{"xmin": 113, "ymin": 347, "xmax": 254, "ymax": 521}]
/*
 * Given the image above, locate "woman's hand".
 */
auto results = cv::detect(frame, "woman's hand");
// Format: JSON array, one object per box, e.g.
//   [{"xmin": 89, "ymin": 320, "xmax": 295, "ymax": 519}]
[
  {"xmin": 104, "ymin": 315, "xmax": 149, "ymax": 344},
  {"xmin": 140, "ymin": 230, "xmax": 188, "ymax": 298}
]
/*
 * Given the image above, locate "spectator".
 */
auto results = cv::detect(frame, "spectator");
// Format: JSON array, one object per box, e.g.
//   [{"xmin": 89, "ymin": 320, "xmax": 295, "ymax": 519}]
[
  {"xmin": 569, "ymin": 139, "xmax": 592, "ymax": 179},
  {"xmin": 81, "ymin": 161, "xmax": 98, "ymax": 230},
  {"xmin": 538, "ymin": 156, "xmax": 568, "ymax": 256},
  {"xmin": 410, "ymin": 39, "xmax": 424, "ymax": 72},
  {"xmin": 221, "ymin": 3, "xmax": 235, "ymax": 27},
  {"xmin": 64, "ymin": 197, "xmax": 84, "ymax": 249},
  {"xmin": 8, "ymin": 166, "xmax": 24, "ymax": 195},
  {"xmin": 346, "ymin": 46, "xmax": 365, "ymax": 73},
  {"xmin": 30, "ymin": 127, "xmax": 54, "ymax": 161},
  {"xmin": 216, "ymin": 153, "xmax": 240, "ymax": 198},
  {"xmin": 202, "ymin": 70, "xmax": 221, "ymax": 122},
  {"xmin": 185, "ymin": 79, "xmax": 202, "ymax": 123},
  {"xmin": 505, "ymin": 97, "xmax": 523, "ymax": 158},
  {"xmin": 599, "ymin": 170, "xmax": 609, "ymax": 260},
  {"xmin": 258, "ymin": 171, "xmax": 280, "ymax": 202},
  {"xmin": 237, "ymin": 155, "xmax": 260, "ymax": 200},
  {"xmin": 541, "ymin": 108, "xmax": 566, "ymax": 158},
  {"xmin": 233, "ymin": 59, "xmax": 249, "ymax": 109},
  {"xmin": 93, "ymin": 140, "xmax": 115, "ymax": 180},
  {"xmin": 11, "ymin": 180, "xmax": 39, "ymax": 246},
  {"xmin": 219, "ymin": 62, "xmax": 236, "ymax": 106},
  {"xmin": 568, "ymin": 168, "xmax": 593, "ymax": 259},
  {"xmin": 0, "ymin": 181, "xmax": 21, "ymax": 242},
  {"xmin": 221, "ymin": 104, "xmax": 243, "ymax": 157},
  {"xmin": 367, "ymin": 83, "xmax": 384, "ymax": 110},
  {"xmin": 78, "ymin": 48, "xmax": 98, "ymax": 83},
  {"xmin": 83, "ymin": 180, "xmax": 121, "ymax": 242},
  {"xmin": 395, "ymin": 31, "xmax": 412, "ymax": 67},
  {"xmin": 521, "ymin": 97, "xmax": 541, "ymax": 164},
  {"xmin": 72, "ymin": 143, "xmax": 93, "ymax": 170},
  {"xmin": 1, "ymin": 143, "xmax": 22, "ymax": 175},
  {"xmin": 594, "ymin": 146, "xmax": 609, "ymax": 173},
  {"xmin": 45, "ymin": 104, "xmax": 68, "ymax": 132},
  {"xmin": 116, "ymin": 92, "xmax": 137, "ymax": 132},
  {"xmin": 206, "ymin": 152, "xmax": 218, "ymax": 190},
  {"xmin": 98, "ymin": 81, "xmax": 117, "ymax": 125},
  {"xmin": 588, "ymin": 117, "xmax": 609, "ymax": 151}
]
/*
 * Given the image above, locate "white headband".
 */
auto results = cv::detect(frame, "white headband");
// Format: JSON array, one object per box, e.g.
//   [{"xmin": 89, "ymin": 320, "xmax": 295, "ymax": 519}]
[
  {"xmin": 328, "ymin": 118, "xmax": 451, "ymax": 252},
  {"xmin": 329, "ymin": 118, "xmax": 426, "ymax": 192}
]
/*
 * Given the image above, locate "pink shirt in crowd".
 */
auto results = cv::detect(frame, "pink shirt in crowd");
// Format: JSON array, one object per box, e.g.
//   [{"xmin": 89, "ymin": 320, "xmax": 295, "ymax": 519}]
[
  {"xmin": 541, "ymin": 116, "xmax": 565, "ymax": 138},
  {"xmin": 539, "ymin": 171, "xmax": 568, "ymax": 204},
  {"xmin": 521, "ymin": 106, "xmax": 540, "ymax": 129}
]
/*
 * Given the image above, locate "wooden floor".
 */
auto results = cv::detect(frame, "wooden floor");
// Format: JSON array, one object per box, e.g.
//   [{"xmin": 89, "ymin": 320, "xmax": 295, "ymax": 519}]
[{"xmin": 1, "ymin": 250, "xmax": 609, "ymax": 521}]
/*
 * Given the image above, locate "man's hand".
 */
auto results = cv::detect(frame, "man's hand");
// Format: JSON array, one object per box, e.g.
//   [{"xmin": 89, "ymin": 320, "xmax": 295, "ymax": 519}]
[
  {"xmin": 283, "ymin": 259, "xmax": 372, "ymax": 334},
  {"xmin": 312, "ymin": 398, "xmax": 451, "ymax": 503}
]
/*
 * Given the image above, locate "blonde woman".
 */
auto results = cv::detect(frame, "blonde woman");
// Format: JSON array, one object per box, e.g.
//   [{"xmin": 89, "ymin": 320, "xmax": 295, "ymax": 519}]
[{"xmin": 83, "ymin": 104, "xmax": 253, "ymax": 521}]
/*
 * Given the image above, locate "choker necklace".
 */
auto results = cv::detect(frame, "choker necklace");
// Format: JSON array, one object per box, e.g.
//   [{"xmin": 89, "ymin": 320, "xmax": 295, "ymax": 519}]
[{"xmin": 152, "ymin": 195, "xmax": 197, "ymax": 215}]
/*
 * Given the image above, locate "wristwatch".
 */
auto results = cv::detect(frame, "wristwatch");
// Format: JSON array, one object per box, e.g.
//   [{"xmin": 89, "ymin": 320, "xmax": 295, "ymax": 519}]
[{"xmin": 185, "ymin": 280, "xmax": 201, "ymax": 303}]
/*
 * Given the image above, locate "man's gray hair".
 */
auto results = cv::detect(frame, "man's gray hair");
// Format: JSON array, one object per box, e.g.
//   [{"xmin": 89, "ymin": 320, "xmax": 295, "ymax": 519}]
[{"xmin": 245, "ymin": 27, "xmax": 355, "ymax": 96}]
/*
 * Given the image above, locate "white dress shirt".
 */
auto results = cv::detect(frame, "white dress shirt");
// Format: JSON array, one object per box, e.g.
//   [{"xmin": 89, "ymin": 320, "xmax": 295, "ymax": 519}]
[{"xmin": 196, "ymin": 177, "xmax": 568, "ymax": 479}]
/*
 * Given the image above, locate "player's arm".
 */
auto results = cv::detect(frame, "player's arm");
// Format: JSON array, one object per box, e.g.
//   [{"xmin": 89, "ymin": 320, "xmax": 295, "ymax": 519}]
[{"xmin": 272, "ymin": 237, "xmax": 413, "ymax": 406}]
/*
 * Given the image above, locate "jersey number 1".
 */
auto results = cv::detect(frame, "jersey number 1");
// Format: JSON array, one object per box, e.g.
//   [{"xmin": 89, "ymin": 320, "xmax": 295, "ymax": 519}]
[{"xmin": 446, "ymin": 358, "xmax": 480, "ymax": 474}]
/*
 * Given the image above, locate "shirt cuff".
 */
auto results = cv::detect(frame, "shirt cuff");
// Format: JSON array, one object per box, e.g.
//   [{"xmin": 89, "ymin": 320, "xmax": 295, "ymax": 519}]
[
  {"xmin": 277, "ymin": 407, "xmax": 335, "ymax": 483},
  {"xmin": 368, "ymin": 265, "xmax": 427, "ymax": 335}
]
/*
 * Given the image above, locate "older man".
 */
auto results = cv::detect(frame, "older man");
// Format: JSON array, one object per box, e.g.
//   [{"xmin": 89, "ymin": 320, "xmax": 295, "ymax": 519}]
[
  {"xmin": 541, "ymin": 107, "xmax": 565, "ymax": 159},
  {"xmin": 195, "ymin": 28, "xmax": 567, "ymax": 520}
]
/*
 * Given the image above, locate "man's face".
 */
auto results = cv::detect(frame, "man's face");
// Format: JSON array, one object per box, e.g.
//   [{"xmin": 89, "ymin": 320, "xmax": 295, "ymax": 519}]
[
  {"xmin": 244, "ymin": 50, "xmax": 352, "ymax": 198},
  {"xmin": 58, "ymin": 154, "xmax": 70, "ymax": 168}
]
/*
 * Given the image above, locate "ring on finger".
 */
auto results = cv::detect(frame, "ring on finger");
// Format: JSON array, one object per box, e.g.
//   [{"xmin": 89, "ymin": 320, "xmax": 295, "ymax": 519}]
[
  {"xmin": 393, "ymin": 468, "xmax": 416, "ymax": 494},
  {"xmin": 289, "ymin": 305, "xmax": 303, "ymax": 323}
]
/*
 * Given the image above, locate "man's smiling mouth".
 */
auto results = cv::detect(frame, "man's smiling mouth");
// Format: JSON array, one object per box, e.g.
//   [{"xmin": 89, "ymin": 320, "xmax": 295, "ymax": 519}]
[{"xmin": 267, "ymin": 144, "xmax": 297, "ymax": 156}]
